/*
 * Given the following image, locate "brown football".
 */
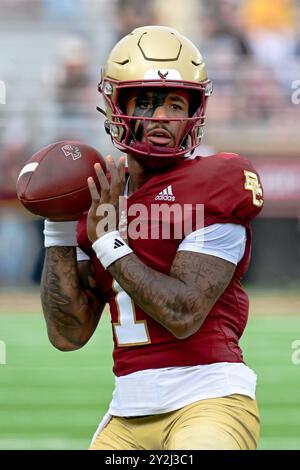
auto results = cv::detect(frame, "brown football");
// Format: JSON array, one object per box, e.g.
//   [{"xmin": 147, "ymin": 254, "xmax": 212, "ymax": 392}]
[{"xmin": 16, "ymin": 141, "xmax": 105, "ymax": 220}]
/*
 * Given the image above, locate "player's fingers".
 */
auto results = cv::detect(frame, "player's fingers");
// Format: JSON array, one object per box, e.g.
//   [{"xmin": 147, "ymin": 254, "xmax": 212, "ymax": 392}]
[
  {"xmin": 107, "ymin": 155, "xmax": 122, "ymax": 201},
  {"xmin": 106, "ymin": 155, "xmax": 119, "ymax": 185},
  {"xmin": 87, "ymin": 177, "xmax": 101, "ymax": 207},
  {"xmin": 118, "ymin": 156, "xmax": 126, "ymax": 182},
  {"xmin": 118, "ymin": 156, "xmax": 126, "ymax": 194},
  {"xmin": 94, "ymin": 162, "xmax": 110, "ymax": 197}
]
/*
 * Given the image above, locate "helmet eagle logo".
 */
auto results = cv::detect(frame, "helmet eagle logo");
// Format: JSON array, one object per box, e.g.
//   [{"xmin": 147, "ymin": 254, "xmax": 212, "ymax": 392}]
[{"xmin": 158, "ymin": 70, "xmax": 169, "ymax": 79}]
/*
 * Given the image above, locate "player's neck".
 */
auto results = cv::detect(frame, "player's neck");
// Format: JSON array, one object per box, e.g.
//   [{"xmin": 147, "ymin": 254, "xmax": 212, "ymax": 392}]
[{"xmin": 126, "ymin": 154, "xmax": 154, "ymax": 196}]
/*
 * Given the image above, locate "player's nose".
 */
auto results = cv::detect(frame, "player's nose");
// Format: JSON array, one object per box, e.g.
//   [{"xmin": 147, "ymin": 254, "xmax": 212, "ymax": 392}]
[{"xmin": 152, "ymin": 105, "xmax": 170, "ymax": 121}]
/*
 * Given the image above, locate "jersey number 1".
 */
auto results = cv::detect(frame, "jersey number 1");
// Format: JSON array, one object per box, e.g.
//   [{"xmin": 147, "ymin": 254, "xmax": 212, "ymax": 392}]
[{"xmin": 112, "ymin": 280, "xmax": 150, "ymax": 346}]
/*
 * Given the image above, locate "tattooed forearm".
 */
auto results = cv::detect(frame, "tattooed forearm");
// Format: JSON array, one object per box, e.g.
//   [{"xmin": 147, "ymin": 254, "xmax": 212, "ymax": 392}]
[
  {"xmin": 108, "ymin": 251, "xmax": 235, "ymax": 338},
  {"xmin": 41, "ymin": 248, "xmax": 104, "ymax": 350}
]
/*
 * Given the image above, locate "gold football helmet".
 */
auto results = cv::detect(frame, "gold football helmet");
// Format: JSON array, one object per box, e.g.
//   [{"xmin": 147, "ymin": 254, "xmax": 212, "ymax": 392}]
[{"xmin": 98, "ymin": 25, "xmax": 212, "ymax": 165}]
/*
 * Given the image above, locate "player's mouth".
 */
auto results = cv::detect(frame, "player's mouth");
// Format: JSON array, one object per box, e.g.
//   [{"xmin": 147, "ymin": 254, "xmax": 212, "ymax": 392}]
[{"xmin": 145, "ymin": 128, "xmax": 174, "ymax": 146}]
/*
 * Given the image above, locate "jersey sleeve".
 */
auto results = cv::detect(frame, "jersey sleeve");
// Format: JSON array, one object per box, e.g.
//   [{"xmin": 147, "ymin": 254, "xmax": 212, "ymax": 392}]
[{"xmin": 203, "ymin": 153, "xmax": 264, "ymax": 226}]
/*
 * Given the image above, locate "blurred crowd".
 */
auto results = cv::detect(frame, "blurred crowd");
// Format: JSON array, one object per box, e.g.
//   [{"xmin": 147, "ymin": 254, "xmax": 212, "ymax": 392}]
[
  {"xmin": 200, "ymin": 0, "xmax": 300, "ymax": 128},
  {"xmin": 1, "ymin": 0, "xmax": 300, "ymax": 286}
]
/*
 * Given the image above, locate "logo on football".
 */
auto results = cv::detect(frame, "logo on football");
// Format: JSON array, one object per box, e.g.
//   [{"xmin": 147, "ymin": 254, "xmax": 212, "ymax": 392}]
[{"xmin": 61, "ymin": 144, "xmax": 82, "ymax": 160}]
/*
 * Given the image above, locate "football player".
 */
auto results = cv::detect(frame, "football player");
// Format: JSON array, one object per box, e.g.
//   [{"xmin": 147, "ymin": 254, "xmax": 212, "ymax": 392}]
[{"xmin": 41, "ymin": 26, "xmax": 264, "ymax": 450}]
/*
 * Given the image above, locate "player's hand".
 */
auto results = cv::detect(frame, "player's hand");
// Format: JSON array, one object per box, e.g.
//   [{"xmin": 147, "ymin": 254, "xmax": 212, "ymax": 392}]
[{"xmin": 87, "ymin": 155, "xmax": 126, "ymax": 244}]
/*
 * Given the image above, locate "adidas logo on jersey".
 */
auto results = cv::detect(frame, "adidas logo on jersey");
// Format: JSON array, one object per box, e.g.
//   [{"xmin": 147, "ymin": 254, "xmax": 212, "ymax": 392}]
[
  {"xmin": 155, "ymin": 185, "xmax": 175, "ymax": 202},
  {"xmin": 114, "ymin": 239, "xmax": 125, "ymax": 249}
]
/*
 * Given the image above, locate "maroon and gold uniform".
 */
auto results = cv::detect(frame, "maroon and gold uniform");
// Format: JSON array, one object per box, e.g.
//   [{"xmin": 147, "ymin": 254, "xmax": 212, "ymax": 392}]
[{"xmin": 78, "ymin": 152, "xmax": 263, "ymax": 377}]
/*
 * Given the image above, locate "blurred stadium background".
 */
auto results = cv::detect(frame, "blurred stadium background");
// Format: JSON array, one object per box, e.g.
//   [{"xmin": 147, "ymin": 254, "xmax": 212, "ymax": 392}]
[{"xmin": 0, "ymin": 0, "xmax": 300, "ymax": 450}]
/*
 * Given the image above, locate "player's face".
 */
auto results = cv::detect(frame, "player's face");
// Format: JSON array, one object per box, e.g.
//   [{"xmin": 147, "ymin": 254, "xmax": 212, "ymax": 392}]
[{"xmin": 124, "ymin": 88, "xmax": 191, "ymax": 147}]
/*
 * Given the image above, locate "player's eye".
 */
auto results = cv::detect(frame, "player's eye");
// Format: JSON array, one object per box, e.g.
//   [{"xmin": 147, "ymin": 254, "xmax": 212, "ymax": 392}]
[
  {"xmin": 171, "ymin": 103, "xmax": 183, "ymax": 110},
  {"xmin": 136, "ymin": 98, "xmax": 151, "ymax": 109}
]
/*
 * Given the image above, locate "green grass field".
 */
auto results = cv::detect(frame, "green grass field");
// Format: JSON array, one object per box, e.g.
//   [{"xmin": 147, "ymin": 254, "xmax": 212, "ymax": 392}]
[{"xmin": 0, "ymin": 290, "xmax": 300, "ymax": 450}]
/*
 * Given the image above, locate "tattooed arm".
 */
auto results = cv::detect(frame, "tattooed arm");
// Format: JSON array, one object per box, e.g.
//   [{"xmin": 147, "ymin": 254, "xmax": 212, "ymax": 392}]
[
  {"xmin": 108, "ymin": 251, "xmax": 235, "ymax": 339},
  {"xmin": 41, "ymin": 247, "xmax": 105, "ymax": 351}
]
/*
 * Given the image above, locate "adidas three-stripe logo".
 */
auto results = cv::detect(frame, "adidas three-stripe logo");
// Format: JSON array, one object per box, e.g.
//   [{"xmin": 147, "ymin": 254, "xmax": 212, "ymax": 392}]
[
  {"xmin": 114, "ymin": 239, "xmax": 125, "ymax": 249},
  {"xmin": 155, "ymin": 185, "xmax": 175, "ymax": 201}
]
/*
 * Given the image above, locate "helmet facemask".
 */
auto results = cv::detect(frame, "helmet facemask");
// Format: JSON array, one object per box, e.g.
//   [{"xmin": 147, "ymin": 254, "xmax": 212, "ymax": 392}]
[{"xmin": 99, "ymin": 79, "xmax": 212, "ymax": 168}]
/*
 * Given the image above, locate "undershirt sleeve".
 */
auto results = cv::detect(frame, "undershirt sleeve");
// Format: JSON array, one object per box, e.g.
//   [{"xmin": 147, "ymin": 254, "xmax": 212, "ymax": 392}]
[{"xmin": 177, "ymin": 223, "xmax": 246, "ymax": 265}]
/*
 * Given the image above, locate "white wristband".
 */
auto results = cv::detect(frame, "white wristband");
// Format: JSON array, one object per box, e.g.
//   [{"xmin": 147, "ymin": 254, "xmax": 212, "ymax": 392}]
[
  {"xmin": 44, "ymin": 220, "xmax": 78, "ymax": 247},
  {"xmin": 92, "ymin": 230, "xmax": 133, "ymax": 269}
]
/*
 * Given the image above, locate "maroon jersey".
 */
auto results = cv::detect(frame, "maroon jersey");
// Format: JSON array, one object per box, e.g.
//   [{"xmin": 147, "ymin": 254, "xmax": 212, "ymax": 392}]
[{"xmin": 77, "ymin": 153, "xmax": 263, "ymax": 376}]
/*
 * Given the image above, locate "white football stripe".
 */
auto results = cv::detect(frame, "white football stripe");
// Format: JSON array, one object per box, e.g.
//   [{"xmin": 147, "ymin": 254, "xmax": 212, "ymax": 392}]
[{"xmin": 17, "ymin": 162, "xmax": 39, "ymax": 180}]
